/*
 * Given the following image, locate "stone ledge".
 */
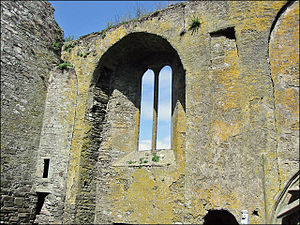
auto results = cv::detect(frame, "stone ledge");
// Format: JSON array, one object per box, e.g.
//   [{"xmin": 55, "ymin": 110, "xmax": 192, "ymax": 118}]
[{"xmin": 112, "ymin": 149, "xmax": 175, "ymax": 167}]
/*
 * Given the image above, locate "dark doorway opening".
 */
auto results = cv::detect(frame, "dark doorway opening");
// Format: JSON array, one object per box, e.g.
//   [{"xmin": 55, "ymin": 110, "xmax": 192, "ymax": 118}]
[
  {"xmin": 203, "ymin": 209, "xmax": 239, "ymax": 225},
  {"xmin": 35, "ymin": 192, "xmax": 49, "ymax": 214}
]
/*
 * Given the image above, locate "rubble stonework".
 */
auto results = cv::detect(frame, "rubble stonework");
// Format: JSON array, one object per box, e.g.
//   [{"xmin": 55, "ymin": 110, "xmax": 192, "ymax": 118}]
[
  {"xmin": 1, "ymin": 1, "xmax": 299, "ymax": 224},
  {"xmin": 1, "ymin": 1, "xmax": 62, "ymax": 223}
]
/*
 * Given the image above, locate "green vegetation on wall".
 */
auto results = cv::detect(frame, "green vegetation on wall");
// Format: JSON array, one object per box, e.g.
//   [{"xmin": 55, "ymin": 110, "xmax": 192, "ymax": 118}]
[{"xmin": 189, "ymin": 16, "xmax": 201, "ymax": 34}]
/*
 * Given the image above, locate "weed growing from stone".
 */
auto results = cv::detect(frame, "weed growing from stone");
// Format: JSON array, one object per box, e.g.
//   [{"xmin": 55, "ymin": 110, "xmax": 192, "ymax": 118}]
[
  {"xmin": 106, "ymin": 22, "xmax": 114, "ymax": 29},
  {"xmin": 58, "ymin": 62, "xmax": 73, "ymax": 70},
  {"xmin": 152, "ymin": 10, "xmax": 160, "ymax": 17},
  {"xmin": 104, "ymin": 3, "xmax": 168, "ymax": 30},
  {"xmin": 152, "ymin": 153, "xmax": 160, "ymax": 162},
  {"xmin": 63, "ymin": 42, "xmax": 75, "ymax": 52},
  {"xmin": 64, "ymin": 35, "xmax": 75, "ymax": 42},
  {"xmin": 189, "ymin": 16, "xmax": 201, "ymax": 34},
  {"xmin": 80, "ymin": 52, "xmax": 90, "ymax": 58},
  {"xmin": 52, "ymin": 40, "xmax": 62, "ymax": 51}
]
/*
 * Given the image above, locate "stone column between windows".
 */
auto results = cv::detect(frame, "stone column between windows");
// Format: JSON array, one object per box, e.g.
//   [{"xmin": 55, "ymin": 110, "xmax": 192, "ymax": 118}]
[{"xmin": 152, "ymin": 68, "xmax": 160, "ymax": 150}]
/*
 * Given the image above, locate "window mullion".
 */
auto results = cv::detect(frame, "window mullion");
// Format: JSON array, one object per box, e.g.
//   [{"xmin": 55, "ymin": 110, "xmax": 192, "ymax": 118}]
[{"xmin": 152, "ymin": 70, "xmax": 159, "ymax": 150}]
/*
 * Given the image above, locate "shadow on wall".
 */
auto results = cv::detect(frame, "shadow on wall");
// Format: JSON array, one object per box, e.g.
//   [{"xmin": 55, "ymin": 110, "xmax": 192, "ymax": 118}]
[
  {"xmin": 92, "ymin": 32, "xmax": 186, "ymax": 112},
  {"xmin": 203, "ymin": 209, "xmax": 239, "ymax": 225}
]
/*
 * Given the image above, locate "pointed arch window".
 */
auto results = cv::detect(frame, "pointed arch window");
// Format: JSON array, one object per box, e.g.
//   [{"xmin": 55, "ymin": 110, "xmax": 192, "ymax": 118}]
[{"xmin": 138, "ymin": 66, "xmax": 172, "ymax": 151}]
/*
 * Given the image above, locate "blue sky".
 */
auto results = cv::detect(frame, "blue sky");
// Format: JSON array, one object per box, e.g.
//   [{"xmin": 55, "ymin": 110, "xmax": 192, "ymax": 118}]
[
  {"xmin": 49, "ymin": 1, "xmax": 175, "ymax": 150},
  {"xmin": 49, "ymin": 1, "xmax": 176, "ymax": 39},
  {"xmin": 139, "ymin": 66, "xmax": 172, "ymax": 150}
]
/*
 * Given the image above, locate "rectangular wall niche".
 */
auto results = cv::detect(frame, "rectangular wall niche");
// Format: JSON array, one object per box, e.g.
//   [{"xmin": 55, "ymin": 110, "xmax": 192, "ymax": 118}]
[
  {"xmin": 42, "ymin": 158, "xmax": 50, "ymax": 178},
  {"xmin": 210, "ymin": 27, "xmax": 236, "ymax": 39}
]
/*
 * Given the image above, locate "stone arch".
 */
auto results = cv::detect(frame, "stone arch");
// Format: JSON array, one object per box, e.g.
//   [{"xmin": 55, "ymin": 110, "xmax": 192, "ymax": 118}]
[
  {"xmin": 268, "ymin": 0, "xmax": 296, "ymax": 44},
  {"xmin": 92, "ymin": 32, "xmax": 186, "ymax": 154},
  {"xmin": 85, "ymin": 32, "xmax": 186, "ymax": 223},
  {"xmin": 271, "ymin": 171, "xmax": 299, "ymax": 224},
  {"xmin": 268, "ymin": 0, "xmax": 299, "ymax": 150},
  {"xmin": 268, "ymin": 1, "xmax": 299, "ymax": 221}
]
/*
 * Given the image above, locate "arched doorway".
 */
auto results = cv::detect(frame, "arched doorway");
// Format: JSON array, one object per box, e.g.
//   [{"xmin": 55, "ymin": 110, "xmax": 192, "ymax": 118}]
[{"xmin": 203, "ymin": 209, "xmax": 239, "ymax": 225}]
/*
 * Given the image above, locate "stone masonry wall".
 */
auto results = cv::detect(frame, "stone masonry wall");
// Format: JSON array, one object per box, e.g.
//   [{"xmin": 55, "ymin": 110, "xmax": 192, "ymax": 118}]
[
  {"xmin": 1, "ymin": 1, "xmax": 63, "ymax": 223},
  {"xmin": 0, "ymin": 1, "xmax": 298, "ymax": 224},
  {"xmin": 60, "ymin": 1, "xmax": 298, "ymax": 224},
  {"xmin": 34, "ymin": 68, "xmax": 77, "ymax": 224}
]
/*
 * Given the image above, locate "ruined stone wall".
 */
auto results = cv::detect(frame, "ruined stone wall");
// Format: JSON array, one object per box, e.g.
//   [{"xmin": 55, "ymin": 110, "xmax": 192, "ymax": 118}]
[
  {"xmin": 1, "ymin": 1, "xmax": 63, "ymax": 223},
  {"xmin": 269, "ymin": 1, "xmax": 299, "ymax": 222},
  {"xmin": 1, "ymin": 1, "xmax": 298, "ymax": 224},
  {"xmin": 59, "ymin": 1, "xmax": 298, "ymax": 224},
  {"xmin": 33, "ymin": 68, "xmax": 77, "ymax": 224}
]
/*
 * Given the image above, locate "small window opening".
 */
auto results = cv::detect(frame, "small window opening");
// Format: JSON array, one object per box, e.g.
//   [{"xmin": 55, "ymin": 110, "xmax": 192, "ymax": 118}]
[
  {"xmin": 138, "ymin": 69, "xmax": 154, "ymax": 151},
  {"xmin": 35, "ymin": 192, "xmax": 48, "ymax": 214},
  {"xmin": 157, "ymin": 66, "xmax": 172, "ymax": 149},
  {"xmin": 42, "ymin": 159, "xmax": 50, "ymax": 178},
  {"xmin": 138, "ymin": 66, "xmax": 172, "ymax": 151}
]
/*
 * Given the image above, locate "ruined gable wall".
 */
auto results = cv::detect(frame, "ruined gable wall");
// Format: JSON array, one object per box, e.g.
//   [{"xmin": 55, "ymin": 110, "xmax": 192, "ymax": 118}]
[
  {"xmin": 1, "ymin": 1, "xmax": 63, "ymax": 223},
  {"xmin": 0, "ymin": 0, "xmax": 298, "ymax": 224},
  {"xmin": 58, "ymin": 1, "xmax": 298, "ymax": 224}
]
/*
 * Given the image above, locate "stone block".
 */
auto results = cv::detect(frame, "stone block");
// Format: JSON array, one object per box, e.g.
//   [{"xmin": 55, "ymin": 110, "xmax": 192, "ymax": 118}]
[
  {"xmin": 2, "ymin": 196, "xmax": 14, "ymax": 203},
  {"xmin": 14, "ymin": 197, "xmax": 23, "ymax": 206},
  {"xmin": 4, "ymin": 200, "xmax": 14, "ymax": 207},
  {"xmin": 1, "ymin": 207, "xmax": 16, "ymax": 213},
  {"xmin": 18, "ymin": 213, "xmax": 28, "ymax": 218},
  {"xmin": 9, "ymin": 216, "xmax": 19, "ymax": 222}
]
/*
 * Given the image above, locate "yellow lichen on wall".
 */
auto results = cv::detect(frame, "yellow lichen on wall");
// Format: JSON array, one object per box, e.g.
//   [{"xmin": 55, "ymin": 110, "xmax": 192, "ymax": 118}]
[
  {"xmin": 215, "ymin": 48, "xmax": 241, "ymax": 110},
  {"xmin": 172, "ymin": 102, "xmax": 186, "ymax": 168},
  {"xmin": 63, "ymin": 52, "xmax": 97, "ymax": 206},
  {"xmin": 110, "ymin": 167, "xmax": 184, "ymax": 224},
  {"xmin": 211, "ymin": 120, "xmax": 240, "ymax": 143},
  {"xmin": 186, "ymin": 184, "xmax": 243, "ymax": 223},
  {"xmin": 58, "ymin": 1, "xmax": 298, "ymax": 224},
  {"xmin": 269, "ymin": 1, "xmax": 299, "ymax": 212},
  {"xmin": 230, "ymin": 1, "xmax": 286, "ymax": 32},
  {"xmin": 106, "ymin": 26, "xmax": 127, "ymax": 47},
  {"xmin": 275, "ymin": 89, "xmax": 299, "ymax": 129},
  {"xmin": 270, "ymin": 1, "xmax": 299, "ymax": 131}
]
